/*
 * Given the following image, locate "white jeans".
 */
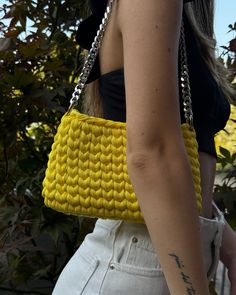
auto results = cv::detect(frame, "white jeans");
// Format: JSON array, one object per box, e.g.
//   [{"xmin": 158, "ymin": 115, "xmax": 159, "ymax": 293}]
[{"xmin": 53, "ymin": 204, "xmax": 225, "ymax": 295}]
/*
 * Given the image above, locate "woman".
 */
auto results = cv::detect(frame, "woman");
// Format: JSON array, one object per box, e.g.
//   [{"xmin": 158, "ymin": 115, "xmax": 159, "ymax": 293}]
[{"xmin": 53, "ymin": 0, "xmax": 236, "ymax": 294}]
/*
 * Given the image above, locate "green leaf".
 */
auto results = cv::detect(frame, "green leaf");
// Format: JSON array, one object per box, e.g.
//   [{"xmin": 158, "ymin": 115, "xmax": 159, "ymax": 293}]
[
  {"xmin": 33, "ymin": 264, "xmax": 52, "ymax": 279},
  {"xmin": 219, "ymin": 146, "xmax": 231, "ymax": 161},
  {"xmin": 232, "ymin": 153, "xmax": 236, "ymax": 163}
]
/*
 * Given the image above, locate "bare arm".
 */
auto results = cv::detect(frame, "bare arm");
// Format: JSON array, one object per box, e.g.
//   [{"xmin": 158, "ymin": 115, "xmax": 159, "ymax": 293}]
[
  {"xmin": 220, "ymin": 219, "xmax": 236, "ymax": 294},
  {"xmin": 220, "ymin": 220, "xmax": 236, "ymax": 266},
  {"xmin": 117, "ymin": 0, "xmax": 210, "ymax": 294}
]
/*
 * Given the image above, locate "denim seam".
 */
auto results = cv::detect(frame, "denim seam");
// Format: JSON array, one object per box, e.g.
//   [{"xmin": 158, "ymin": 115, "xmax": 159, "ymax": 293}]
[{"xmin": 98, "ymin": 220, "xmax": 123, "ymax": 294}]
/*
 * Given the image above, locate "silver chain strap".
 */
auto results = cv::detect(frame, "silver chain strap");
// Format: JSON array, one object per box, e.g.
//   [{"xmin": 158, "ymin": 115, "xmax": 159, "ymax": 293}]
[
  {"xmin": 68, "ymin": 0, "xmax": 116, "ymax": 112},
  {"xmin": 179, "ymin": 21, "xmax": 193, "ymax": 126},
  {"xmin": 68, "ymin": 0, "xmax": 194, "ymax": 127}
]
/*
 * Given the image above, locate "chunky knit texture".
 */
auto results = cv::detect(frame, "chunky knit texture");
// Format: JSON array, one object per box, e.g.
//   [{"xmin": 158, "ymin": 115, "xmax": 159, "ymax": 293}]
[{"xmin": 42, "ymin": 109, "xmax": 202, "ymax": 223}]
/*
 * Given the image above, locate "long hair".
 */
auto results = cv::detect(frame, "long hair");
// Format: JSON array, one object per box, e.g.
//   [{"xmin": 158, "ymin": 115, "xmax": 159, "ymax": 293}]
[
  {"xmin": 184, "ymin": 1, "xmax": 235, "ymax": 102},
  {"xmin": 82, "ymin": 0, "xmax": 235, "ymax": 117}
]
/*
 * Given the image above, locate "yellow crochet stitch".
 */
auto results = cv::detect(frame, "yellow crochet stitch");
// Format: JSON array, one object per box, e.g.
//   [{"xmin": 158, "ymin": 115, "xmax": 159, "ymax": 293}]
[{"xmin": 42, "ymin": 109, "xmax": 202, "ymax": 223}]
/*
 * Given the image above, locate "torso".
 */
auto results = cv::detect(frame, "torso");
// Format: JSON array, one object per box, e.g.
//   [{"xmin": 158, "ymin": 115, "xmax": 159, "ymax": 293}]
[{"xmin": 99, "ymin": 2, "xmax": 216, "ymax": 219}]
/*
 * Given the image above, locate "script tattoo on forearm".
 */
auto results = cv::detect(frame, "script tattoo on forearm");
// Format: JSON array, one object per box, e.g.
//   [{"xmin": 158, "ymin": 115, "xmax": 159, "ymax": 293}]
[{"xmin": 168, "ymin": 253, "xmax": 196, "ymax": 294}]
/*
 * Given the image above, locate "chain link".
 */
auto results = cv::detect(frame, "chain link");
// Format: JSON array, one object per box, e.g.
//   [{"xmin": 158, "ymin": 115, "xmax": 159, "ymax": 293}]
[
  {"xmin": 68, "ymin": 0, "xmax": 115, "ymax": 112},
  {"xmin": 68, "ymin": 0, "xmax": 194, "ymax": 127},
  {"xmin": 179, "ymin": 21, "xmax": 193, "ymax": 127}
]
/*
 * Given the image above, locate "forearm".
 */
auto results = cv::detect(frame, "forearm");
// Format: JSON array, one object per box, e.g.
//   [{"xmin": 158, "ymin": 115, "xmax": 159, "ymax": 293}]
[
  {"xmin": 127, "ymin": 149, "xmax": 210, "ymax": 295},
  {"xmin": 220, "ymin": 219, "xmax": 236, "ymax": 267}
]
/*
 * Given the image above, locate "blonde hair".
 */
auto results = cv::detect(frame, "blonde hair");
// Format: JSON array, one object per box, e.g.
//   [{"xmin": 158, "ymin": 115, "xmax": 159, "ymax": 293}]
[{"xmin": 82, "ymin": 0, "xmax": 235, "ymax": 117}]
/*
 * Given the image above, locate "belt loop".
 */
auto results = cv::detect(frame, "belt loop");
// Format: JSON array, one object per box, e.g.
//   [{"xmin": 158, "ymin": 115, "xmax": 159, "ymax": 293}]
[
  {"xmin": 212, "ymin": 201, "xmax": 225, "ymax": 223},
  {"xmin": 212, "ymin": 201, "xmax": 226, "ymax": 247},
  {"xmin": 112, "ymin": 220, "xmax": 123, "ymax": 235}
]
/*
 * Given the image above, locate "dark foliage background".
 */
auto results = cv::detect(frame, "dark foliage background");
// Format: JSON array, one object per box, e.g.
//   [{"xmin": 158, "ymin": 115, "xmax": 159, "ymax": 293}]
[
  {"xmin": 0, "ymin": 0, "xmax": 235, "ymax": 294},
  {"xmin": 0, "ymin": 1, "xmax": 95, "ymax": 294}
]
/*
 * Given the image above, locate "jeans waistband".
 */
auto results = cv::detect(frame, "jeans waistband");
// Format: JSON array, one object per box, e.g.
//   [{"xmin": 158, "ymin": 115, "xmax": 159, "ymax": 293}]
[{"xmin": 95, "ymin": 201, "xmax": 225, "ymax": 232}]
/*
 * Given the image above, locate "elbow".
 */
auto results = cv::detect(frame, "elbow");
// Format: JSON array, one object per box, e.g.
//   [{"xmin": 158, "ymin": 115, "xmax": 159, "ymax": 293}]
[
  {"xmin": 127, "ymin": 152, "xmax": 152, "ymax": 171},
  {"xmin": 126, "ymin": 125, "xmax": 190, "ymax": 174},
  {"xmin": 126, "ymin": 139, "xmax": 187, "ymax": 172},
  {"xmin": 126, "ymin": 124, "xmax": 186, "ymax": 162},
  {"xmin": 126, "ymin": 131, "xmax": 187, "ymax": 162}
]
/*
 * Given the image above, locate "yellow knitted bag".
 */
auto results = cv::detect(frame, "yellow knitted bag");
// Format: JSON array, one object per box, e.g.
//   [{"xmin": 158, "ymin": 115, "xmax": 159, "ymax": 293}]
[{"xmin": 42, "ymin": 0, "xmax": 202, "ymax": 223}]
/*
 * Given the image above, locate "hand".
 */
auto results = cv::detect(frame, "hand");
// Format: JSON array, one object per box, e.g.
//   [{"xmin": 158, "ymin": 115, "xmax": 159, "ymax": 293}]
[
  {"xmin": 227, "ymin": 257, "xmax": 236, "ymax": 295},
  {"xmin": 219, "ymin": 220, "xmax": 236, "ymax": 295}
]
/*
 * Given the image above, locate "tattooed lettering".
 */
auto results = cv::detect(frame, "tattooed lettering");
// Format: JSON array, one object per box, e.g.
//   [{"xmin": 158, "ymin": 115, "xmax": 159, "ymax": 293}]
[
  {"xmin": 180, "ymin": 272, "xmax": 192, "ymax": 285},
  {"xmin": 168, "ymin": 253, "xmax": 196, "ymax": 295},
  {"xmin": 168, "ymin": 253, "xmax": 185, "ymax": 269},
  {"xmin": 186, "ymin": 286, "xmax": 196, "ymax": 295}
]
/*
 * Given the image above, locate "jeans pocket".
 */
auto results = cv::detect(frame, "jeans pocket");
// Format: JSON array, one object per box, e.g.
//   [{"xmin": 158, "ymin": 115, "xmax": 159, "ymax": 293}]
[
  {"xmin": 112, "ymin": 234, "xmax": 162, "ymax": 277},
  {"xmin": 110, "ymin": 261, "xmax": 163, "ymax": 277},
  {"xmin": 126, "ymin": 239, "xmax": 160, "ymax": 269},
  {"xmin": 99, "ymin": 263, "xmax": 170, "ymax": 295},
  {"xmin": 52, "ymin": 246, "xmax": 99, "ymax": 295}
]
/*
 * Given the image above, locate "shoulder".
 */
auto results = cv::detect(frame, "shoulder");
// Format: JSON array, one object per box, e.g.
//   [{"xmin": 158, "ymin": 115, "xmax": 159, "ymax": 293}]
[{"xmin": 117, "ymin": 0, "xmax": 185, "ymax": 151}]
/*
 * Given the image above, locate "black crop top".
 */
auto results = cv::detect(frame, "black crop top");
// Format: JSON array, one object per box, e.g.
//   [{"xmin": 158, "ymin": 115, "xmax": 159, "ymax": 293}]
[{"xmin": 76, "ymin": 0, "xmax": 231, "ymax": 158}]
